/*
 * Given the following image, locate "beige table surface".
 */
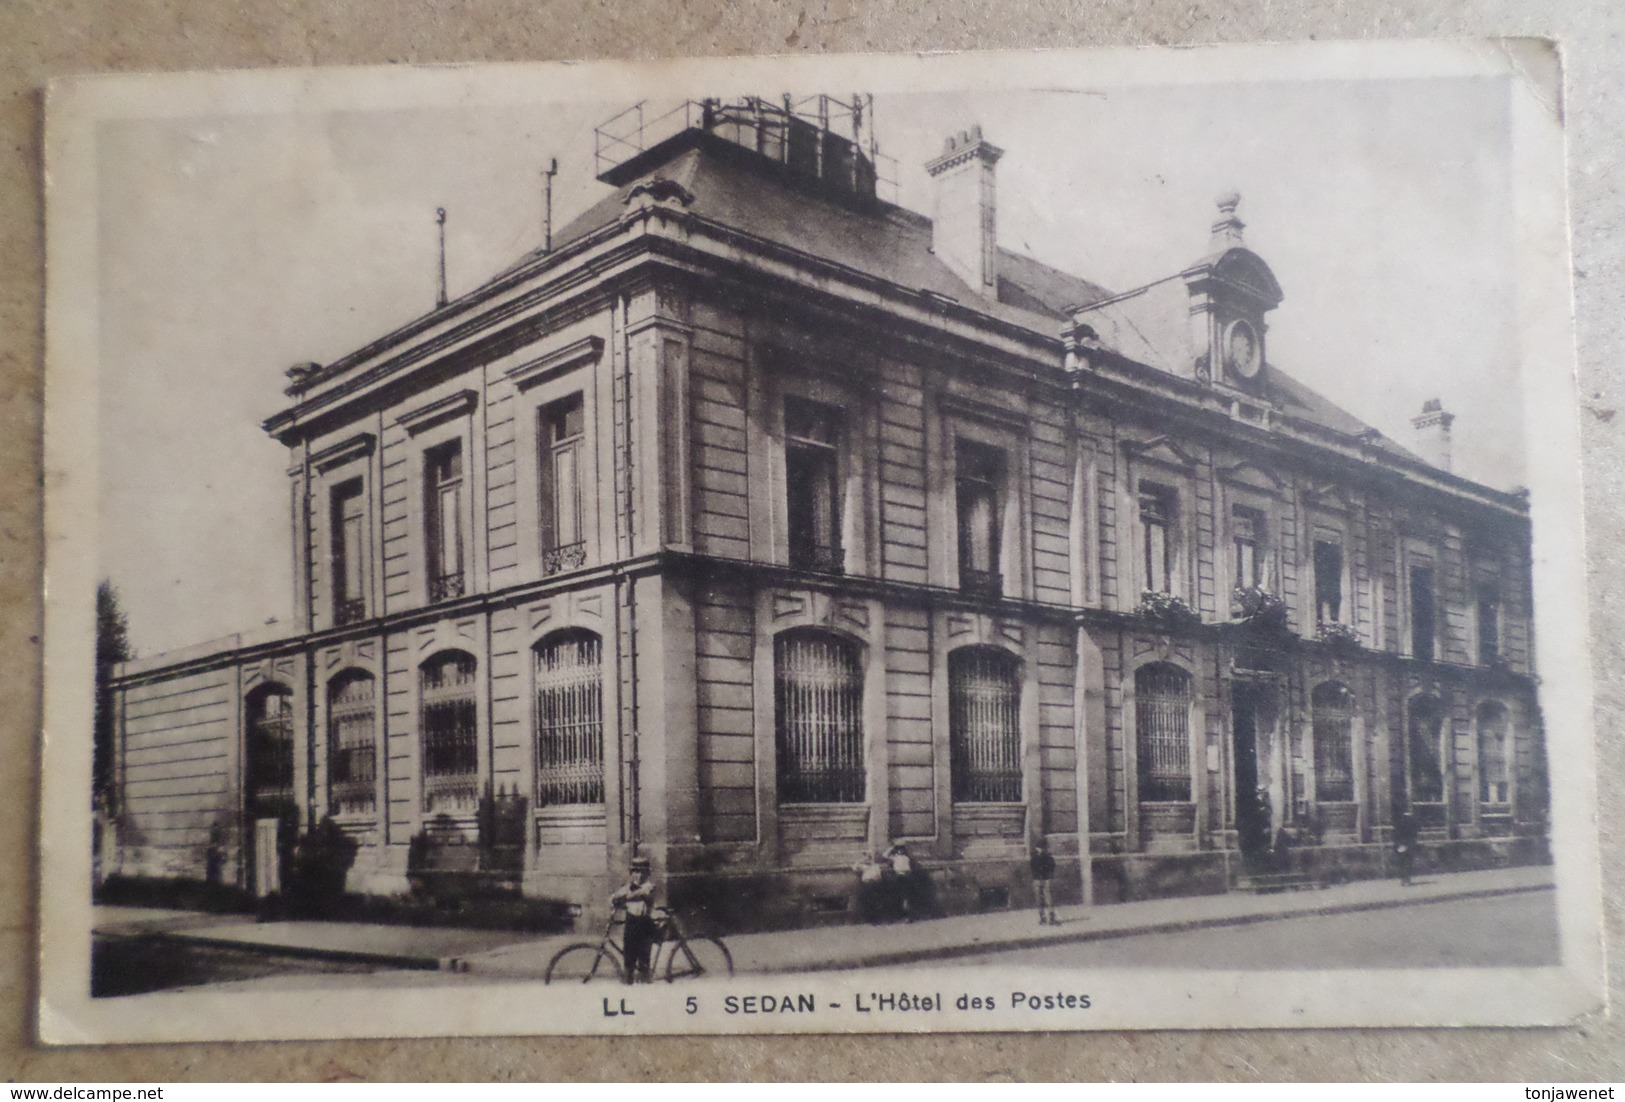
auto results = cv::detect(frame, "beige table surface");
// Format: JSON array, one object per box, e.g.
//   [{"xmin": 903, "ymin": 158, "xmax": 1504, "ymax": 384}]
[{"xmin": 2, "ymin": 0, "xmax": 1621, "ymax": 1081}]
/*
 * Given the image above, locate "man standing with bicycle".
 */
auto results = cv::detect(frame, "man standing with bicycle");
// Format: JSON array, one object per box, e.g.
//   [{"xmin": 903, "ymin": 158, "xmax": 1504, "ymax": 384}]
[{"xmin": 611, "ymin": 855, "xmax": 658, "ymax": 982}]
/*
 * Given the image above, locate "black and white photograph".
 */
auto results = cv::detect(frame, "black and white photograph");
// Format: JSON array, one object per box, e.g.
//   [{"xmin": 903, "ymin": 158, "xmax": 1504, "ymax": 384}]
[{"xmin": 40, "ymin": 42, "xmax": 1604, "ymax": 1041}]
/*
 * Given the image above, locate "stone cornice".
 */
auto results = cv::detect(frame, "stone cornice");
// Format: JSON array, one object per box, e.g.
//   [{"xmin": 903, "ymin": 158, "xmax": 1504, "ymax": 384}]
[
  {"xmin": 503, "ymin": 336, "xmax": 604, "ymax": 390},
  {"xmin": 396, "ymin": 389, "xmax": 477, "ymax": 434}
]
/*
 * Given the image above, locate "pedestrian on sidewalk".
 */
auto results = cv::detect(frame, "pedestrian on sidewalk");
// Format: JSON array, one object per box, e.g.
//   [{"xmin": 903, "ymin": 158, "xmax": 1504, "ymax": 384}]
[
  {"xmin": 1030, "ymin": 840, "xmax": 1058, "ymax": 926},
  {"xmin": 1393, "ymin": 810, "xmax": 1418, "ymax": 887},
  {"xmin": 611, "ymin": 855, "xmax": 658, "ymax": 982},
  {"xmin": 853, "ymin": 850, "xmax": 890, "ymax": 924},
  {"xmin": 886, "ymin": 843, "xmax": 924, "ymax": 922}
]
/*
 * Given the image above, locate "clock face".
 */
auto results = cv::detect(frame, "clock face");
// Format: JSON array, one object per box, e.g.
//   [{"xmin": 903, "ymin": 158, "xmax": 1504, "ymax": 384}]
[{"xmin": 1225, "ymin": 319, "xmax": 1262, "ymax": 381}]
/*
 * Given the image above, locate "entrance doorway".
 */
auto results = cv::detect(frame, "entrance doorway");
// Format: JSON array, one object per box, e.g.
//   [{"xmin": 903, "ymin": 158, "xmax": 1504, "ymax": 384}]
[{"xmin": 1232, "ymin": 681, "xmax": 1275, "ymax": 870}]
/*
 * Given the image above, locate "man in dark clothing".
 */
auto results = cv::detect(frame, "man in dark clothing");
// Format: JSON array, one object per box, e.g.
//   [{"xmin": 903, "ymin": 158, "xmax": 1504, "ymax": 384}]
[
  {"xmin": 1030, "ymin": 841, "xmax": 1058, "ymax": 926},
  {"xmin": 1393, "ymin": 811, "xmax": 1419, "ymax": 887},
  {"xmin": 611, "ymin": 855, "xmax": 658, "ymax": 982}
]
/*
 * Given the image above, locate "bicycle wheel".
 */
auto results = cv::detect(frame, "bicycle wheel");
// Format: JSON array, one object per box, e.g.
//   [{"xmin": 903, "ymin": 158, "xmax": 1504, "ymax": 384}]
[
  {"xmin": 664, "ymin": 936, "xmax": 733, "ymax": 982},
  {"xmin": 545, "ymin": 942, "xmax": 626, "ymax": 984}
]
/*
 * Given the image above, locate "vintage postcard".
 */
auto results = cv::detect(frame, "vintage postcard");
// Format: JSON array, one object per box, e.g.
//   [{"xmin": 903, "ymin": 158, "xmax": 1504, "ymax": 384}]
[{"xmin": 40, "ymin": 41, "xmax": 1604, "ymax": 1042}]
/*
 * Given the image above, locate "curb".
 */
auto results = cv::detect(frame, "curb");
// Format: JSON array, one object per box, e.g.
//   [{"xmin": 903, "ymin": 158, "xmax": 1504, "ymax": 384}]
[
  {"xmin": 94, "ymin": 929, "xmax": 443, "ymax": 971},
  {"xmin": 748, "ymin": 880, "xmax": 1556, "ymax": 975}
]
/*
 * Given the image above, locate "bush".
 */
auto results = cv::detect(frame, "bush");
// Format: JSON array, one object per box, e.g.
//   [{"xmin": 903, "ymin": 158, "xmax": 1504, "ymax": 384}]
[{"xmin": 1137, "ymin": 590, "xmax": 1202, "ymax": 630}]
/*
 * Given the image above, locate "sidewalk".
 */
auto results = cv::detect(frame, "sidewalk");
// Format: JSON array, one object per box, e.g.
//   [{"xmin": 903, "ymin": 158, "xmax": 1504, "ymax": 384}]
[{"xmin": 93, "ymin": 864, "xmax": 1554, "ymax": 977}]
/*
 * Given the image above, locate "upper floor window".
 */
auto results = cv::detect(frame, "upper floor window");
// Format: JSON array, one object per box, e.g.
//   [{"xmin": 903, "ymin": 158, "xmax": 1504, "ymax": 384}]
[
  {"xmin": 538, "ymin": 394, "xmax": 587, "ymax": 577},
  {"xmin": 1135, "ymin": 662, "xmax": 1192, "ymax": 803},
  {"xmin": 421, "ymin": 651, "xmax": 478, "ymax": 812},
  {"xmin": 1139, "ymin": 483, "xmax": 1177, "ymax": 596},
  {"xmin": 245, "ymin": 683, "xmax": 296, "ymax": 818},
  {"xmin": 1311, "ymin": 682, "xmax": 1355, "ymax": 802},
  {"xmin": 1476, "ymin": 584, "xmax": 1502, "ymax": 665},
  {"xmin": 330, "ymin": 478, "xmax": 367, "ymax": 625},
  {"xmin": 1233, "ymin": 506, "xmax": 1265, "ymax": 590},
  {"xmin": 327, "ymin": 670, "xmax": 377, "ymax": 816},
  {"xmin": 425, "ymin": 442, "xmax": 465, "ymax": 602},
  {"xmin": 1410, "ymin": 565, "xmax": 1437, "ymax": 662},
  {"xmin": 533, "ymin": 631, "xmax": 605, "ymax": 806},
  {"xmin": 957, "ymin": 439, "xmax": 1005, "ymax": 597},
  {"xmin": 1314, "ymin": 539, "xmax": 1344, "ymax": 625},
  {"xmin": 774, "ymin": 629, "xmax": 864, "ymax": 803},
  {"xmin": 785, "ymin": 396, "xmax": 844, "ymax": 574},
  {"xmin": 949, "ymin": 647, "xmax": 1022, "ymax": 803},
  {"xmin": 1477, "ymin": 701, "xmax": 1510, "ymax": 804}
]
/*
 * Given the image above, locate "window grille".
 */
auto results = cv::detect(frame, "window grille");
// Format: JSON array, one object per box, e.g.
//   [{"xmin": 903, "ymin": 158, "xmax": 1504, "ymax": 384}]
[
  {"xmin": 539, "ymin": 395, "xmax": 586, "ymax": 576},
  {"xmin": 246, "ymin": 685, "xmax": 296, "ymax": 817},
  {"xmin": 957, "ymin": 440, "xmax": 1004, "ymax": 597},
  {"xmin": 785, "ymin": 396, "xmax": 844, "ymax": 574},
  {"xmin": 425, "ymin": 442, "xmax": 464, "ymax": 601},
  {"xmin": 1139, "ymin": 483, "xmax": 1175, "ymax": 595},
  {"xmin": 949, "ymin": 648, "xmax": 1022, "ymax": 802},
  {"xmin": 1410, "ymin": 565, "xmax": 1437, "ymax": 661},
  {"xmin": 1408, "ymin": 695, "xmax": 1445, "ymax": 803},
  {"xmin": 331, "ymin": 478, "xmax": 367, "ymax": 623},
  {"xmin": 421, "ymin": 651, "xmax": 478, "ymax": 812},
  {"xmin": 534, "ymin": 632, "xmax": 605, "ymax": 806},
  {"xmin": 1312, "ymin": 682, "xmax": 1355, "ymax": 801},
  {"xmin": 1477, "ymin": 702, "xmax": 1510, "ymax": 804},
  {"xmin": 775, "ymin": 630, "xmax": 864, "ymax": 803},
  {"xmin": 1314, "ymin": 539, "xmax": 1344, "ymax": 624},
  {"xmin": 1135, "ymin": 663, "xmax": 1192, "ymax": 802},
  {"xmin": 327, "ymin": 671, "xmax": 377, "ymax": 815},
  {"xmin": 1476, "ymin": 585, "xmax": 1501, "ymax": 665}
]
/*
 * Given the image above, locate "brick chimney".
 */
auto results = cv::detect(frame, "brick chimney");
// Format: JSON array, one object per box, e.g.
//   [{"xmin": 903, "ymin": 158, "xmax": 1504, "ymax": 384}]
[
  {"xmin": 1411, "ymin": 398, "xmax": 1455, "ymax": 472},
  {"xmin": 925, "ymin": 125, "xmax": 1003, "ymax": 295}
]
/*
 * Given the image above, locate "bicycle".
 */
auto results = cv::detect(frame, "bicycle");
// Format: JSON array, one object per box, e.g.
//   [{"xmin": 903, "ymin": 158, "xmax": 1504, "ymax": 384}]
[{"xmin": 545, "ymin": 904, "xmax": 733, "ymax": 984}]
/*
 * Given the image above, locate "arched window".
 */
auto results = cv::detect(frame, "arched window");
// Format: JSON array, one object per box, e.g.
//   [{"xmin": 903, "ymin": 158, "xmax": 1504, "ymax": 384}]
[
  {"xmin": 774, "ymin": 629, "xmax": 864, "ymax": 803},
  {"xmin": 327, "ymin": 670, "xmax": 377, "ymax": 815},
  {"xmin": 534, "ymin": 631, "xmax": 604, "ymax": 806},
  {"xmin": 1477, "ymin": 701, "xmax": 1511, "ymax": 805},
  {"xmin": 245, "ymin": 683, "xmax": 296, "ymax": 818},
  {"xmin": 949, "ymin": 647, "xmax": 1022, "ymax": 803},
  {"xmin": 1136, "ymin": 663, "xmax": 1193, "ymax": 803},
  {"xmin": 1408, "ymin": 694, "xmax": 1445, "ymax": 803},
  {"xmin": 421, "ymin": 651, "xmax": 478, "ymax": 812},
  {"xmin": 1312, "ymin": 682, "xmax": 1356, "ymax": 802}
]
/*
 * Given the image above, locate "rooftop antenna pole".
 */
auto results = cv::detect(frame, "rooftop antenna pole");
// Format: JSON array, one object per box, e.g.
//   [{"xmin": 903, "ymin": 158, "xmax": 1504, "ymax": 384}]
[
  {"xmin": 434, "ymin": 207, "xmax": 448, "ymax": 308},
  {"xmin": 542, "ymin": 158, "xmax": 559, "ymax": 253}
]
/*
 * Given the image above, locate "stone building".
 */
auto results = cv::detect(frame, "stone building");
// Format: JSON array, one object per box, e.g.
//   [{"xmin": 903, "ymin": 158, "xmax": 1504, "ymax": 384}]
[{"xmin": 107, "ymin": 96, "xmax": 1547, "ymax": 928}]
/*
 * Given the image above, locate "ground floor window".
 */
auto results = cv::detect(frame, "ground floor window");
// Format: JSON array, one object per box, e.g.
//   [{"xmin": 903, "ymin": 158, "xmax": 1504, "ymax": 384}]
[
  {"xmin": 949, "ymin": 647, "xmax": 1022, "ymax": 802},
  {"xmin": 1136, "ymin": 662, "xmax": 1193, "ymax": 802},
  {"xmin": 421, "ymin": 650, "xmax": 478, "ymax": 812},
  {"xmin": 774, "ymin": 629, "xmax": 864, "ymax": 803},
  {"xmin": 1477, "ymin": 701, "xmax": 1511, "ymax": 804},
  {"xmin": 1408, "ymin": 694, "xmax": 1445, "ymax": 803},
  {"xmin": 246, "ymin": 683, "xmax": 296, "ymax": 818},
  {"xmin": 534, "ymin": 630, "xmax": 605, "ymax": 806},
  {"xmin": 1312, "ymin": 681, "xmax": 1356, "ymax": 802},
  {"xmin": 327, "ymin": 670, "xmax": 377, "ymax": 815}
]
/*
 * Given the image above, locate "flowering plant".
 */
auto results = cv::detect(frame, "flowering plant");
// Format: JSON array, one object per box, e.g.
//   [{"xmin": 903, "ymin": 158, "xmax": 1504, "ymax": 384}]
[
  {"xmin": 1316, "ymin": 620, "xmax": 1362, "ymax": 649},
  {"xmin": 1137, "ymin": 590, "xmax": 1202, "ymax": 629},
  {"xmin": 1232, "ymin": 585, "xmax": 1289, "ymax": 631}
]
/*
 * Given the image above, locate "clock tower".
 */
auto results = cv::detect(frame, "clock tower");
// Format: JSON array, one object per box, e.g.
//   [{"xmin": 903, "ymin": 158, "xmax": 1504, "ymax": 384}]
[{"xmin": 1182, "ymin": 192, "xmax": 1283, "ymax": 394}]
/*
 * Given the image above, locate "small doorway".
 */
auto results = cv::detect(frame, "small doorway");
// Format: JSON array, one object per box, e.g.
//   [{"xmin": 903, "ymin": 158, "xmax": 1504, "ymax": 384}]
[{"xmin": 1232, "ymin": 681, "xmax": 1274, "ymax": 870}]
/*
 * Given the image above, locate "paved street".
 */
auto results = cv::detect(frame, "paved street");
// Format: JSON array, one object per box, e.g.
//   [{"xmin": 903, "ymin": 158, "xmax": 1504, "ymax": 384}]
[{"xmin": 864, "ymin": 889, "xmax": 1560, "ymax": 972}]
